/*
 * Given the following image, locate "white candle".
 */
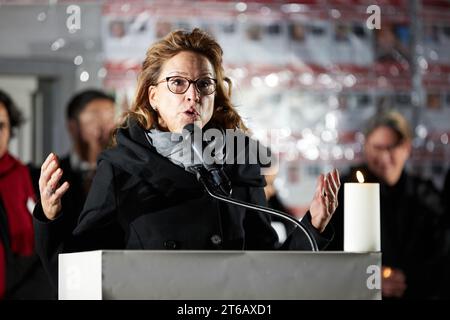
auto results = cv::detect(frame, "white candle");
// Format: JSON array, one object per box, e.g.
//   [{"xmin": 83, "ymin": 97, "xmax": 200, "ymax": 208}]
[{"xmin": 344, "ymin": 171, "xmax": 380, "ymax": 252}]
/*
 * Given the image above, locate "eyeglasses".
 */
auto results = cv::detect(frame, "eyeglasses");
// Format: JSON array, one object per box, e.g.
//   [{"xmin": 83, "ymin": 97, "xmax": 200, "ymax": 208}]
[
  {"xmin": 156, "ymin": 76, "xmax": 217, "ymax": 96},
  {"xmin": 366, "ymin": 142, "xmax": 403, "ymax": 154}
]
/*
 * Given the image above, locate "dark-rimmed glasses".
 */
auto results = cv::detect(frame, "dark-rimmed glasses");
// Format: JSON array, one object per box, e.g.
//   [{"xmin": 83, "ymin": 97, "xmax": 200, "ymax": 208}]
[{"xmin": 155, "ymin": 76, "xmax": 217, "ymax": 95}]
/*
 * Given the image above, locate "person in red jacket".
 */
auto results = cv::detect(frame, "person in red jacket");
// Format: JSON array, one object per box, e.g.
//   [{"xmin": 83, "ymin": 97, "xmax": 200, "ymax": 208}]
[{"xmin": 0, "ymin": 89, "xmax": 52, "ymax": 299}]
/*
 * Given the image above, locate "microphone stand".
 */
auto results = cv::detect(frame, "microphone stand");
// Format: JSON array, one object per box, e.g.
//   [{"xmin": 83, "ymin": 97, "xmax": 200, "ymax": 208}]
[{"xmin": 194, "ymin": 170, "xmax": 319, "ymax": 252}]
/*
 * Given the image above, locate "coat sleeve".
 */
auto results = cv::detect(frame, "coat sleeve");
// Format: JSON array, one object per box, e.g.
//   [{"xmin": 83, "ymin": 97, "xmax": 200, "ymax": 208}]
[
  {"xmin": 33, "ymin": 160, "xmax": 124, "ymax": 288},
  {"xmin": 72, "ymin": 161, "xmax": 124, "ymax": 245},
  {"xmin": 281, "ymin": 211, "xmax": 334, "ymax": 251}
]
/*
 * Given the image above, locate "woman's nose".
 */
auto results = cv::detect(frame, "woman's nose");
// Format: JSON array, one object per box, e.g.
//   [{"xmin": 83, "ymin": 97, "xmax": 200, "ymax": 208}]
[{"xmin": 185, "ymin": 83, "xmax": 200, "ymax": 102}]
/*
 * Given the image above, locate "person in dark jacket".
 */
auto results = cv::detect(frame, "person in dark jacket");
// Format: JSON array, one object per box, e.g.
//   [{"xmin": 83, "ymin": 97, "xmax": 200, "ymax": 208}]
[
  {"xmin": 440, "ymin": 169, "xmax": 450, "ymax": 298},
  {"xmin": 327, "ymin": 111, "xmax": 445, "ymax": 299},
  {"xmin": 0, "ymin": 89, "xmax": 53, "ymax": 299},
  {"xmin": 34, "ymin": 28, "xmax": 341, "ymax": 289}
]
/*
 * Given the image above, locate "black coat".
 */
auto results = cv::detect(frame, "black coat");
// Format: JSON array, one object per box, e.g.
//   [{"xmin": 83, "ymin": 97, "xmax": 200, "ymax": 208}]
[
  {"xmin": 267, "ymin": 194, "xmax": 297, "ymax": 236},
  {"xmin": 34, "ymin": 119, "xmax": 332, "ymax": 286},
  {"xmin": 443, "ymin": 169, "xmax": 450, "ymax": 226},
  {"xmin": 441, "ymin": 169, "xmax": 450, "ymax": 298},
  {"xmin": 0, "ymin": 176, "xmax": 54, "ymax": 300},
  {"xmin": 327, "ymin": 165, "xmax": 445, "ymax": 299}
]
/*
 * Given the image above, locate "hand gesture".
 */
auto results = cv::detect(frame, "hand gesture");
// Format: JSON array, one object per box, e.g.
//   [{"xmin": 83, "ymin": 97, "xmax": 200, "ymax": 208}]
[
  {"xmin": 309, "ymin": 169, "xmax": 340, "ymax": 232},
  {"xmin": 39, "ymin": 153, "xmax": 70, "ymax": 220}
]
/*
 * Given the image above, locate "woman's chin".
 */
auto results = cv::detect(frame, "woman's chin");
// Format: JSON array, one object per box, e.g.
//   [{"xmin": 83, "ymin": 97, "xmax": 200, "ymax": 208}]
[
  {"xmin": 169, "ymin": 116, "xmax": 206, "ymax": 133},
  {"xmin": 182, "ymin": 117, "xmax": 203, "ymax": 128}
]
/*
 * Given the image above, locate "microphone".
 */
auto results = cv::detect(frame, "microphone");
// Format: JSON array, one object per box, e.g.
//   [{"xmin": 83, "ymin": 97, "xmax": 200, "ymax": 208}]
[
  {"xmin": 183, "ymin": 123, "xmax": 232, "ymax": 196},
  {"xmin": 182, "ymin": 123, "xmax": 319, "ymax": 251}
]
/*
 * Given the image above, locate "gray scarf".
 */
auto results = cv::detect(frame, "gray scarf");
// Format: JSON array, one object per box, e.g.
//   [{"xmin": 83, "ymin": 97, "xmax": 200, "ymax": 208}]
[{"xmin": 147, "ymin": 128, "xmax": 225, "ymax": 172}]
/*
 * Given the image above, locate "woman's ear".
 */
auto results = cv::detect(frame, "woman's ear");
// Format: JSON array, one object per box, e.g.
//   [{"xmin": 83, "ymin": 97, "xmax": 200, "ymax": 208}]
[{"xmin": 148, "ymin": 86, "xmax": 158, "ymax": 111}]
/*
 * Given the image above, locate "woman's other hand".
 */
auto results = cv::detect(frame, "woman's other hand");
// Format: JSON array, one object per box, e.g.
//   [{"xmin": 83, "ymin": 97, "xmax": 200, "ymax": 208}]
[
  {"xmin": 39, "ymin": 153, "xmax": 70, "ymax": 220},
  {"xmin": 309, "ymin": 168, "xmax": 341, "ymax": 232}
]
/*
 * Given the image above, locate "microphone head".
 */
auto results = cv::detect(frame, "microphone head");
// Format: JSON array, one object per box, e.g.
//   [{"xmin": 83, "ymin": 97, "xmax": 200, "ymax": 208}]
[
  {"xmin": 183, "ymin": 123, "xmax": 202, "ymax": 133},
  {"xmin": 183, "ymin": 123, "xmax": 195, "ymax": 134},
  {"xmin": 182, "ymin": 123, "xmax": 202, "ymax": 140}
]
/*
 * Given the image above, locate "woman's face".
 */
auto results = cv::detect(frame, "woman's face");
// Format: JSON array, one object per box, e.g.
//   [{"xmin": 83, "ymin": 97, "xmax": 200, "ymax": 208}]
[
  {"xmin": 148, "ymin": 51, "xmax": 216, "ymax": 133},
  {"xmin": 0, "ymin": 103, "xmax": 10, "ymax": 158}
]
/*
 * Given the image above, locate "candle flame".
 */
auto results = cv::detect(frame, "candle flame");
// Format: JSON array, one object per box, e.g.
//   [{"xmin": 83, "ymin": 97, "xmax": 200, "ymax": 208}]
[{"xmin": 356, "ymin": 171, "xmax": 364, "ymax": 183}]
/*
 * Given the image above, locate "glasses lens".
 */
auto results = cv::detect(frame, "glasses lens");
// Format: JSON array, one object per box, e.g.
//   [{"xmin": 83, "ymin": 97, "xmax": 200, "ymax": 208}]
[
  {"xmin": 196, "ymin": 78, "xmax": 216, "ymax": 95},
  {"xmin": 166, "ymin": 76, "xmax": 216, "ymax": 95},
  {"xmin": 167, "ymin": 77, "xmax": 189, "ymax": 94}
]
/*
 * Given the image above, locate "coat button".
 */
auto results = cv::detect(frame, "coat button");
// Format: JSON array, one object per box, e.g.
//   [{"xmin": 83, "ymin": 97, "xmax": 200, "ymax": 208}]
[
  {"xmin": 210, "ymin": 235, "xmax": 222, "ymax": 245},
  {"xmin": 164, "ymin": 240, "xmax": 178, "ymax": 249}
]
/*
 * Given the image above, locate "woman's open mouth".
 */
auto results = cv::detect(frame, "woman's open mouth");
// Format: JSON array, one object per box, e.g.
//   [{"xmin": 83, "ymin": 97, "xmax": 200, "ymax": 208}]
[{"xmin": 183, "ymin": 108, "xmax": 199, "ymax": 120}]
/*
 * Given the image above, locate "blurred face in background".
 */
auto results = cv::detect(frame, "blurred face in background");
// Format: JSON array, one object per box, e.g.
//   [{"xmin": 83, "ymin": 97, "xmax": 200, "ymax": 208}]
[
  {"xmin": 364, "ymin": 125, "xmax": 411, "ymax": 186},
  {"xmin": 0, "ymin": 102, "xmax": 10, "ymax": 158},
  {"xmin": 78, "ymin": 99, "xmax": 115, "ymax": 147},
  {"xmin": 69, "ymin": 98, "xmax": 115, "ymax": 161}
]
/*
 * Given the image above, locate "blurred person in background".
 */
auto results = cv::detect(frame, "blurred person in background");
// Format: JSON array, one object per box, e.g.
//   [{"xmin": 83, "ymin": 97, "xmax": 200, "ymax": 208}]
[
  {"xmin": 327, "ymin": 110, "xmax": 446, "ymax": 299},
  {"xmin": 29, "ymin": 89, "xmax": 116, "ymax": 290},
  {"xmin": 0, "ymin": 89, "xmax": 52, "ymax": 299}
]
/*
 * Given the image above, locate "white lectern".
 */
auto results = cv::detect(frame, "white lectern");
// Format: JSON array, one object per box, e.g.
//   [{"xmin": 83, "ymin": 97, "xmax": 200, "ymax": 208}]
[{"xmin": 59, "ymin": 250, "xmax": 381, "ymax": 300}]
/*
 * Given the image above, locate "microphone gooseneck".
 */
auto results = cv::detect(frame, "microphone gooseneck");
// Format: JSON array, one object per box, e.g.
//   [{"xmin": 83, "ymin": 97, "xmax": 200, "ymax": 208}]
[
  {"xmin": 183, "ymin": 123, "xmax": 319, "ymax": 252},
  {"xmin": 196, "ymin": 173, "xmax": 319, "ymax": 252}
]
